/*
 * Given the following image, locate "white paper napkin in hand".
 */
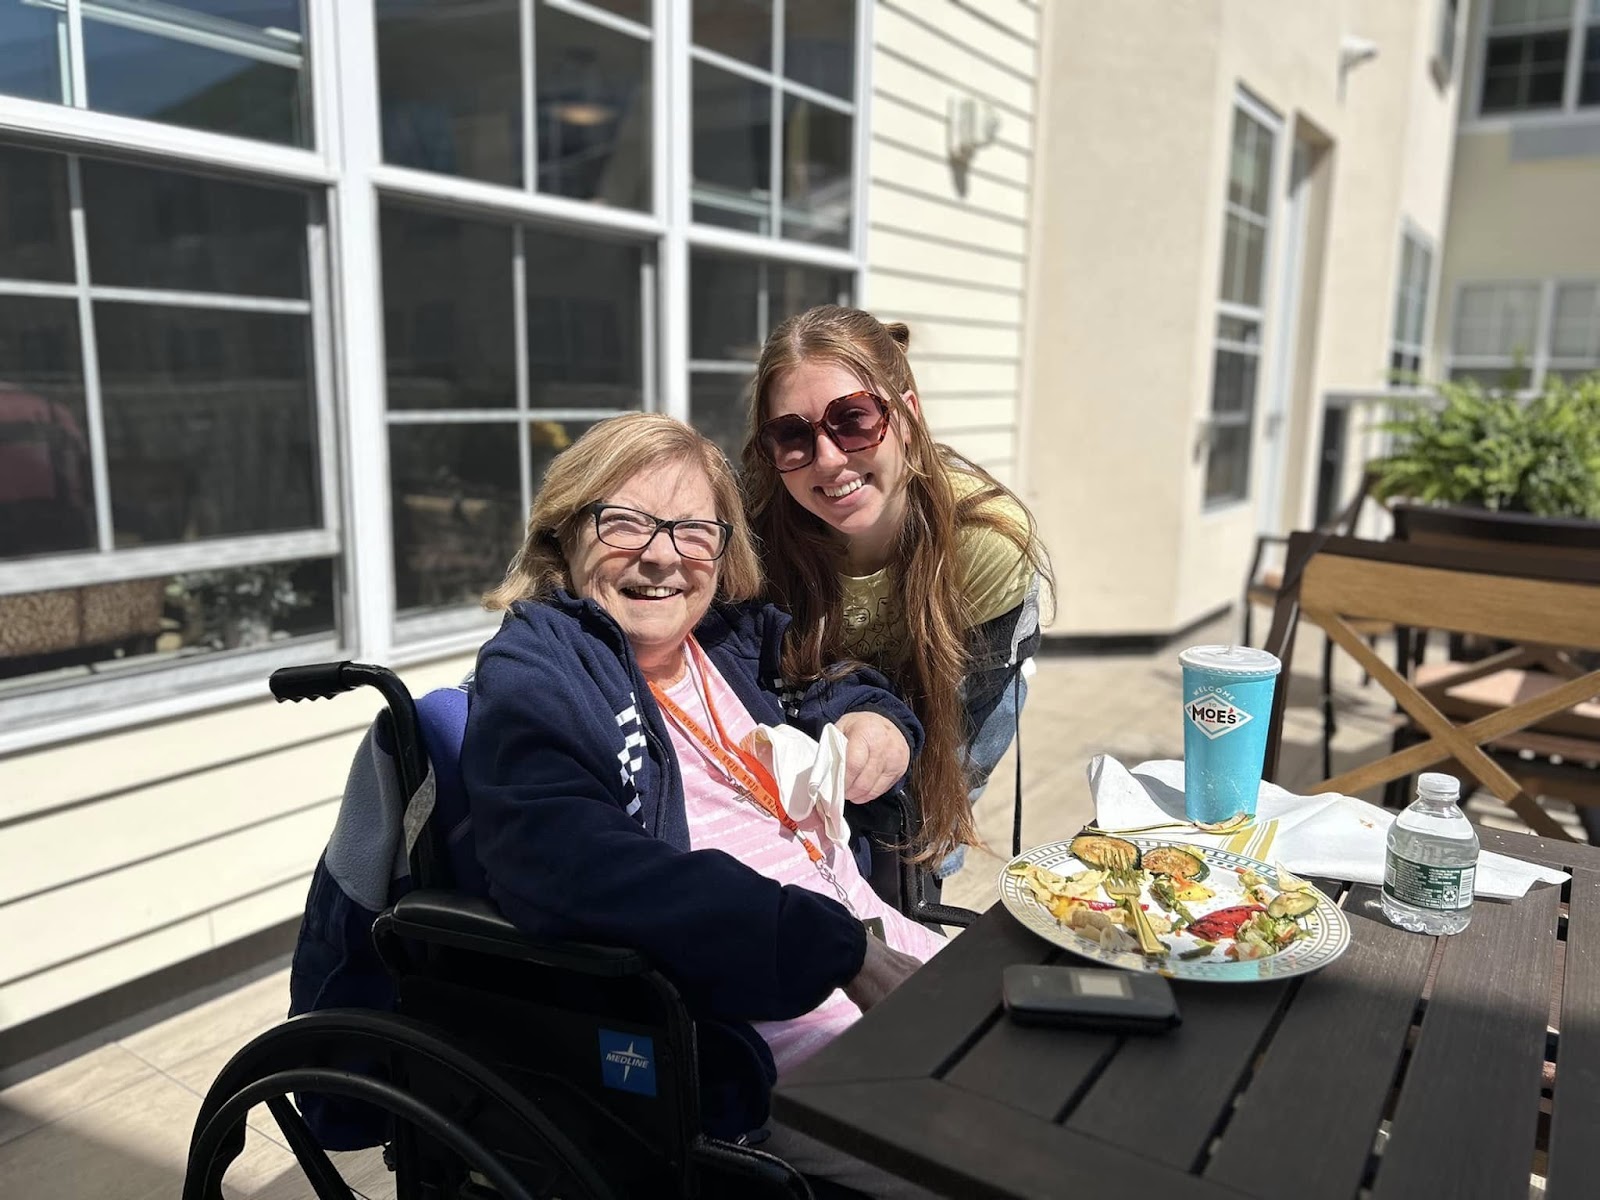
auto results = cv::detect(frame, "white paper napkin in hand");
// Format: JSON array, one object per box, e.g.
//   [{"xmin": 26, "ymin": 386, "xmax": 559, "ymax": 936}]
[
  {"xmin": 1085, "ymin": 755, "xmax": 1569, "ymax": 900},
  {"xmin": 747, "ymin": 723, "xmax": 850, "ymax": 847}
]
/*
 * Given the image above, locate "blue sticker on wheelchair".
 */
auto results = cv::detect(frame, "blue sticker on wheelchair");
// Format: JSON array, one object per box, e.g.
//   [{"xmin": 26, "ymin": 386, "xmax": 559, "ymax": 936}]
[{"xmin": 598, "ymin": 1030, "xmax": 657, "ymax": 1097}]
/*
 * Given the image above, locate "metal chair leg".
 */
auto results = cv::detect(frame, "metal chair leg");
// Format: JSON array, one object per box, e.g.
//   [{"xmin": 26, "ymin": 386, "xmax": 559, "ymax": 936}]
[{"xmin": 1321, "ymin": 633, "xmax": 1335, "ymax": 782}]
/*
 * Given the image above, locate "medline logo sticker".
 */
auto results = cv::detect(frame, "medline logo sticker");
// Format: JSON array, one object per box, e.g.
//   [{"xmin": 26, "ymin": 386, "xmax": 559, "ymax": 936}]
[
  {"xmin": 598, "ymin": 1030, "xmax": 657, "ymax": 1096},
  {"xmin": 1187, "ymin": 692, "xmax": 1253, "ymax": 739}
]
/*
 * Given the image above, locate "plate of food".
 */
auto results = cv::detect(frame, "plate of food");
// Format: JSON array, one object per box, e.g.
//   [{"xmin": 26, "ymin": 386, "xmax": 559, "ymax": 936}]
[{"xmin": 997, "ymin": 830, "xmax": 1351, "ymax": 982}]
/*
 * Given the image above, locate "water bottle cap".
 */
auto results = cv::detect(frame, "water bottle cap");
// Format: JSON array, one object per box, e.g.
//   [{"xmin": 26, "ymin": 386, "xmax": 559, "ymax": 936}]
[
  {"xmin": 1178, "ymin": 645, "xmax": 1283, "ymax": 677},
  {"xmin": 1417, "ymin": 772, "xmax": 1461, "ymax": 800}
]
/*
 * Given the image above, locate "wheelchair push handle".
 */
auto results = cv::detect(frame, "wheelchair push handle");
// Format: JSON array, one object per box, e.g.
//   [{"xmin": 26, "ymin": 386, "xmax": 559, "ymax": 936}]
[{"xmin": 270, "ymin": 661, "xmax": 364, "ymax": 703}]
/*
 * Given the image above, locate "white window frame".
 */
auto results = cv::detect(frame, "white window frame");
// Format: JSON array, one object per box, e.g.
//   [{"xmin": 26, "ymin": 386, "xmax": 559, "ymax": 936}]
[
  {"xmin": 1203, "ymin": 88, "xmax": 1281, "ymax": 512},
  {"xmin": 1389, "ymin": 222, "xmax": 1437, "ymax": 383},
  {"xmin": 1443, "ymin": 277, "xmax": 1600, "ymax": 389},
  {"xmin": 1433, "ymin": 0, "xmax": 1462, "ymax": 88},
  {"xmin": 1466, "ymin": 0, "xmax": 1600, "ymax": 124},
  {"xmin": 0, "ymin": 0, "xmax": 871, "ymax": 753}
]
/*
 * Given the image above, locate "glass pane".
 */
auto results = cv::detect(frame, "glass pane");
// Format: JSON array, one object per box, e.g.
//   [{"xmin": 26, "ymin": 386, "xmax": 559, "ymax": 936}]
[
  {"xmin": 1210, "ymin": 345, "xmax": 1259, "ymax": 416},
  {"xmin": 381, "ymin": 206, "xmax": 516, "ymax": 411},
  {"xmin": 1582, "ymin": 26, "xmax": 1600, "ymax": 106},
  {"xmin": 535, "ymin": 4, "xmax": 651, "ymax": 211},
  {"xmin": 694, "ymin": 0, "xmax": 772, "ymax": 67},
  {"xmin": 781, "ymin": 96, "xmax": 850, "ymax": 246},
  {"xmin": 1216, "ymin": 314, "xmax": 1260, "ymax": 346},
  {"xmin": 1482, "ymin": 32, "xmax": 1571, "ymax": 111},
  {"xmin": 785, "ymin": 0, "xmax": 854, "ymax": 98},
  {"xmin": 0, "ymin": 1, "xmax": 65, "ymax": 103},
  {"xmin": 390, "ymin": 422, "xmax": 521, "ymax": 614},
  {"xmin": 0, "ymin": 557, "xmax": 336, "ymax": 693},
  {"xmin": 1390, "ymin": 349, "xmax": 1423, "ymax": 379},
  {"xmin": 1448, "ymin": 364, "xmax": 1531, "ymax": 390},
  {"xmin": 1220, "ymin": 213, "xmax": 1266, "ymax": 308},
  {"xmin": 689, "ymin": 370, "xmax": 753, "ymax": 465},
  {"xmin": 0, "ymin": 144, "xmax": 73, "ymax": 283},
  {"xmin": 770, "ymin": 261, "xmax": 848, "ymax": 324},
  {"xmin": 377, "ymin": 0, "xmax": 522, "ymax": 186},
  {"xmin": 0, "ymin": 298, "xmax": 93, "ymax": 560},
  {"xmin": 1552, "ymin": 283, "xmax": 1600, "ymax": 358},
  {"xmin": 529, "ymin": 418, "xmax": 597, "ymax": 487},
  {"xmin": 1228, "ymin": 109, "xmax": 1273, "ymax": 215},
  {"xmin": 693, "ymin": 61, "xmax": 772, "ymax": 232},
  {"xmin": 524, "ymin": 229, "xmax": 644, "ymax": 410},
  {"xmin": 1204, "ymin": 422, "xmax": 1251, "ymax": 505},
  {"xmin": 690, "ymin": 253, "xmax": 761, "ymax": 361},
  {"xmin": 83, "ymin": 2, "xmax": 309, "ymax": 147},
  {"xmin": 96, "ymin": 304, "xmax": 319, "ymax": 547},
  {"xmin": 82, "ymin": 159, "xmax": 308, "ymax": 298}
]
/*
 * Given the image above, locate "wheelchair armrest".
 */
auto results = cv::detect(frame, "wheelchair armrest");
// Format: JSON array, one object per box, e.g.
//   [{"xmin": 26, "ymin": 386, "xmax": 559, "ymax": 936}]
[
  {"xmin": 910, "ymin": 899, "xmax": 980, "ymax": 929},
  {"xmin": 382, "ymin": 889, "xmax": 651, "ymax": 978}
]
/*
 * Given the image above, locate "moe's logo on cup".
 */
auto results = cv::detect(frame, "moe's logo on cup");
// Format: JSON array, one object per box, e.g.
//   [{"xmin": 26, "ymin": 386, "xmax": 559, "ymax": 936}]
[{"xmin": 1186, "ymin": 692, "xmax": 1254, "ymax": 740}]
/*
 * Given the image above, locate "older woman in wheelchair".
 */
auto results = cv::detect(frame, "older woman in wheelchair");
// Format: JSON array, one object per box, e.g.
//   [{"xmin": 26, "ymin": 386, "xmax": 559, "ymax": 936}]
[{"xmin": 184, "ymin": 414, "xmax": 949, "ymax": 1200}]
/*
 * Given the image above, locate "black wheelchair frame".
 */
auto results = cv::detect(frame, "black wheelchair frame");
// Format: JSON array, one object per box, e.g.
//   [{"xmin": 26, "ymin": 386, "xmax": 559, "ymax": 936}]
[{"xmin": 182, "ymin": 662, "xmax": 975, "ymax": 1199}]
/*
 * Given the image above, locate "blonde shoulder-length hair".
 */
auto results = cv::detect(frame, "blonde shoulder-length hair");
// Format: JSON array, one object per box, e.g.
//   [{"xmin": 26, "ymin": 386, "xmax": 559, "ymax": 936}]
[{"xmin": 485, "ymin": 412, "xmax": 763, "ymax": 611}]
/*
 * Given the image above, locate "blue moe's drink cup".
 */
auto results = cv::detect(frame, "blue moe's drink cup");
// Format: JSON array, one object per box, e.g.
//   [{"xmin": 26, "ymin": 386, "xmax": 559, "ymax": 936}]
[{"xmin": 1180, "ymin": 645, "xmax": 1283, "ymax": 825}]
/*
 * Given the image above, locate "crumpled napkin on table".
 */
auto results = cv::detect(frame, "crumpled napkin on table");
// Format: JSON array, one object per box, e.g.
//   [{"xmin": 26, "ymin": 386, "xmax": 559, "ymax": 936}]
[
  {"xmin": 746, "ymin": 723, "xmax": 851, "ymax": 848},
  {"xmin": 1086, "ymin": 755, "xmax": 1568, "ymax": 900}
]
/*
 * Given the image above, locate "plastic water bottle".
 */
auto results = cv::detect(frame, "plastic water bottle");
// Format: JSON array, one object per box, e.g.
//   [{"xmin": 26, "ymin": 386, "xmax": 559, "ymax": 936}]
[{"xmin": 1382, "ymin": 773, "xmax": 1479, "ymax": 934}]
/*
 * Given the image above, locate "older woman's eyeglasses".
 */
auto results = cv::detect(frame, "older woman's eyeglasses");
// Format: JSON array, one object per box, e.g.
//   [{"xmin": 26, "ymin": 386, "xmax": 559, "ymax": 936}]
[
  {"xmin": 584, "ymin": 503, "xmax": 732, "ymax": 561},
  {"xmin": 756, "ymin": 392, "xmax": 891, "ymax": 473}
]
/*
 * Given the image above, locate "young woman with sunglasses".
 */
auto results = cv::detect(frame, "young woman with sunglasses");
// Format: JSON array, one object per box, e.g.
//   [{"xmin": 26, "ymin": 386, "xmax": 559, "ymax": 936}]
[{"xmin": 742, "ymin": 305, "xmax": 1051, "ymax": 881}]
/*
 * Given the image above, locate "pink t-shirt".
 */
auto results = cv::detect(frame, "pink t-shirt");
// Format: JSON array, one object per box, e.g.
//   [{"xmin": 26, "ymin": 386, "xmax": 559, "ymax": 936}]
[{"xmin": 657, "ymin": 649, "xmax": 946, "ymax": 1073}]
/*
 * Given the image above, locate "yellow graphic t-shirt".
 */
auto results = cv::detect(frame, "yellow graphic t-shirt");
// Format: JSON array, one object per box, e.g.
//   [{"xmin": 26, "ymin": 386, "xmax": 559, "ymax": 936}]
[{"xmin": 838, "ymin": 473, "xmax": 1032, "ymax": 670}]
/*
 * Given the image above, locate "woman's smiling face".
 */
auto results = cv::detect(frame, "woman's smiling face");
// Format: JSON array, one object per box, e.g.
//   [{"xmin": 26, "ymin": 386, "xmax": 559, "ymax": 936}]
[
  {"xmin": 768, "ymin": 357, "xmax": 912, "ymax": 572},
  {"xmin": 565, "ymin": 456, "xmax": 720, "ymax": 679}
]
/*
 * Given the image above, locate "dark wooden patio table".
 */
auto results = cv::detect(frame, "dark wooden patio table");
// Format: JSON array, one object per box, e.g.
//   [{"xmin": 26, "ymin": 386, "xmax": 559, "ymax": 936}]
[{"xmin": 773, "ymin": 826, "xmax": 1599, "ymax": 1200}]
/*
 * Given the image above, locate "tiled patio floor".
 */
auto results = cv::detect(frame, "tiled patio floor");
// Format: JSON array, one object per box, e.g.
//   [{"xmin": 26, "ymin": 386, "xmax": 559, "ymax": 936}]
[{"xmin": 3, "ymin": 614, "xmax": 1586, "ymax": 1198}]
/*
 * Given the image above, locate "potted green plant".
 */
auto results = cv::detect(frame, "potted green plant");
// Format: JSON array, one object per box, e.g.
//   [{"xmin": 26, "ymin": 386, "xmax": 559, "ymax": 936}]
[
  {"xmin": 171, "ymin": 563, "xmax": 314, "ymax": 651},
  {"xmin": 1368, "ymin": 371, "xmax": 1600, "ymax": 519}
]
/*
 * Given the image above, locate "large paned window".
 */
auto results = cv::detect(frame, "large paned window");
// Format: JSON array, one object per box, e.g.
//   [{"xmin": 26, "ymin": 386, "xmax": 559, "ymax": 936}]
[
  {"xmin": 1204, "ymin": 96, "xmax": 1278, "ymax": 507},
  {"xmin": 375, "ymin": 0, "xmax": 651, "ymax": 211},
  {"xmin": 1391, "ymin": 228, "xmax": 1435, "ymax": 380},
  {"xmin": 382, "ymin": 202, "xmax": 649, "ymax": 620},
  {"xmin": 0, "ymin": 0, "xmax": 312, "ymax": 146},
  {"xmin": 1449, "ymin": 279, "xmax": 1600, "ymax": 388},
  {"xmin": 1478, "ymin": 0, "xmax": 1600, "ymax": 115},
  {"xmin": 690, "ymin": 0, "xmax": 856, "ymax": 246},
  {"xmin": 0, "ymin": 143, "xmax": 336, "ymax": 714},
  {"xmin": 688, "ymin": 250, "xmax": 850, "ymax": 459}
]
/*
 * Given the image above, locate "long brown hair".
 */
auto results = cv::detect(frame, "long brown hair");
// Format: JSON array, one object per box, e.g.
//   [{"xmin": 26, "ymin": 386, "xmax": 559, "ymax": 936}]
[
  {"xmin": 486, "ymin": 412, "xmax": 762, "ymax": 610},
  {"xmin": 741, "ymin": 306, "xmax": 1050, "ymax": 864}
]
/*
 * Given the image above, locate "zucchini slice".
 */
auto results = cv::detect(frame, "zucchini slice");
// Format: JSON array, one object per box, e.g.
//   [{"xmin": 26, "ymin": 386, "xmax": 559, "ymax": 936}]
[
  {"xmin": 1142, "ymin": 845, "xmax": 1210, "ymax": 881},
  {"xmin": 1069, "ymin": 831, "xmax": 1140, "ymax": 873},
  {"xmin": 1266, "ymin": 889, "xmax": 1319, "ymax": 920}
]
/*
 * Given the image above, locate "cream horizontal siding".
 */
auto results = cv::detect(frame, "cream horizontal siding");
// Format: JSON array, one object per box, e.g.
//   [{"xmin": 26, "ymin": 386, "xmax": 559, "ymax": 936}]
[
  {"xmin": 865, "ymin": 0, "xmax": 1039, "ymax": 482},
  {"xmin": 0, "ymin": 652, "xmax": 476, "ymax": 1034}
]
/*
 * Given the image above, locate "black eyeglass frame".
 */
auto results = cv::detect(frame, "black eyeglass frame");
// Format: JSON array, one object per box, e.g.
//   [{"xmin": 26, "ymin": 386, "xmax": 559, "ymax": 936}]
[
  {"xmin": 755, "ymin": 391, "xmax": 893, "ymax": 473},
  {"xmin": 581, "ymin": 502, "xmax": 734, "ymax": 561}
]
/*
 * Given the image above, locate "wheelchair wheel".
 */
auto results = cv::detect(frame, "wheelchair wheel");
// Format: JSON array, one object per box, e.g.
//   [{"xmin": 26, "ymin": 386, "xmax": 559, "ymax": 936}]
[{"xmin": 182, "ymin": 1009, "xmax": 620, "ymax": 1200}]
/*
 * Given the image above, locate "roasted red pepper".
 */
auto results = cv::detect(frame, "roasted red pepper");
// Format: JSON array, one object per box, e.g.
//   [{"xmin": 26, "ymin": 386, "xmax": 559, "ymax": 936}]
[{"xmin": 1189, "ymin": 904, "xmax": 1266, "ymax": 942}]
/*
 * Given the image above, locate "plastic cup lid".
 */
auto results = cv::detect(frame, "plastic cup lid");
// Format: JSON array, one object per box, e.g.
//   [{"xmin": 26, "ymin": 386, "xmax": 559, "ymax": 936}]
[{"xmin": 1178, "ymin": 645, "xmax": 1283, "ymax": 676}]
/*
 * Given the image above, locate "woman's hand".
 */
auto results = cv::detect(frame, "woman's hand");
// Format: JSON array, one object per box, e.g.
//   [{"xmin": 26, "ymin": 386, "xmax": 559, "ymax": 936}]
[
  {"xmin": 842, "ymin": 933, "xmax": 923, "ymax": 1013},
  {"xmin": 835, "ymin": 711, "xmax": 912, "ymax": 803}
]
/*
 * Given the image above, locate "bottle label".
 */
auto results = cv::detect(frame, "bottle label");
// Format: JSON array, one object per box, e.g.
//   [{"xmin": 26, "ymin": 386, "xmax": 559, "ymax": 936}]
[{"xmin": 1383, "ymin": 852, "xmax": 1475, "ymax": 910}]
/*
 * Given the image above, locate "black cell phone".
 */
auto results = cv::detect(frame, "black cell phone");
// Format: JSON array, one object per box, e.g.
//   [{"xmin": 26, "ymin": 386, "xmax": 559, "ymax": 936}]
[{"xmin": 1002, "ymin": 964, "xmax": 1181, "ymax": 1034}]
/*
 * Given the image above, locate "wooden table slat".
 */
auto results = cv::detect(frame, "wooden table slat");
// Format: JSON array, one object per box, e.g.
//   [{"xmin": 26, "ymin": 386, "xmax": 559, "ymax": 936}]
[
  {"xmin": 774, "ymin": 1077, "xmax": 1255, "ymax": 1200},
  {"xmin": 780, "ymin": 905, "xmax": 1051, "ymax": 1089},
  {"xmin": 1204, "ymin": 885, "xmax": 1434, "ymax": 1200},
  {"xmin": 1547, "ymin": 866, "xmax": 1600, "ymax": 1200},
  {"xmin": 1065, "ymin": 977, "xmax": 1290, "ymax": 1171},
  {"xmin": 943, "ymin": 1011, "xmax": 1118, "ymax": 1121},
  {"xmin": 1371, "ymin": 883, "xmax": 1561, "ymax": 1200}
]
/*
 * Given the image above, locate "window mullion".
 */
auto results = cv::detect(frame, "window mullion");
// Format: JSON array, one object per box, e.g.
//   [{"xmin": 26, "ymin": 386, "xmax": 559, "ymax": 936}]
[
  {"xmin": 1563, "ymin": 0, "xmax": 1587, "ymax": 110},
  {"xmin": 523, "ymin": 0, "xmax": 538, "ymax": 192},
  {"xmin": 661, "ymin": 0, "xmax": 689, "ymax": 419},
  {"xmin": 66, "ymin": 155, "xmax": 114, "ymax": 553},
  {"xmin": 514, "ymin": 224, "xmax": 533, "ymax": 516},
  {"xmin": 64, "ymin": 0, "xmax": 87, "ymax": 108},
  {"xmin": 770, "ymin": 0, "xmax": 784, "ymax": 239}
]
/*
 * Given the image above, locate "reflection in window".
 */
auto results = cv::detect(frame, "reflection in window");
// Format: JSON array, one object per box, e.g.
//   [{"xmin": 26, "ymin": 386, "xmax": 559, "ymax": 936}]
[
  {"xmin": 377, "ymin": 0, "xmax": 523, "ymax": 185},
  {"xmin": 524, "ymin": 230, "xmax": 644, "ymax": 410},
  {"xmin": 693, "ymin": 62, "xmax": 773, "ymax": 232},
  {"xmin": 82, "ymin": 0, "xmax": 310, "ymax": 146},
  {"xmin": 0, "ymin": 298, "xmax": 93, "ymax": 560},
  {"xmin": 0, "ymin": 0, "xmax": 65, "ymax": 103},
  {"xmin": 689, "ymin": 371, "xmax": 753, "ymax": 465},
  {"xmin": 381, "ymin": 206, "xmax": 516, "ymax": 411},
  {"xmin": 694, "ymin": 0, "xmax": 772, "ymax": 68},
  {"xmin": 0, "ymin": 144, "xmax": 74, "ymax": 284},
  {"xmin": 690, "ymin": 255, "xmax": 763, "ymax": 362},
  {"xmin": 97, "ymin": 304, "xmax": 320, "ymax": 547},
  {"xmin": 781, "ymin": 96, "xmax": 851, "ymax": 246},
  {"xmin": 82, "ymin": 159, "xmax": 309, "ymax": 297},
  {"xmin": 785, "ymin": 0, "xmax": 853, "ymax": 98},
  {"xmin": 535, "ymin": 4, "xmax": 651, "ymax": 211}
]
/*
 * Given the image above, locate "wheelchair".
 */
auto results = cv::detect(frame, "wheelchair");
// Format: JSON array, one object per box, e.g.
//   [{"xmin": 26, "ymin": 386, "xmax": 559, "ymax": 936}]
[{"xmin": 182, "ymin": 661, "xmax": 976, "ymax": 1200}]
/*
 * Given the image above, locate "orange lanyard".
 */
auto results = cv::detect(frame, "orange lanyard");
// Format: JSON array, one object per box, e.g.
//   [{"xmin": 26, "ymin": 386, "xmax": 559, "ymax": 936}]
[{"xmin": 648, "ymin": 637, "xmax": 827, "ymax": 868}]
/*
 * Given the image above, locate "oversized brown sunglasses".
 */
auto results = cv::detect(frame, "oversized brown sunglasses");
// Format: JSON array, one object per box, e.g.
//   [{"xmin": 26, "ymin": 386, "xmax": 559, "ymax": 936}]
[{"xmin": 755, "ymin": 392, "xmax": 891, "ymax": 473}]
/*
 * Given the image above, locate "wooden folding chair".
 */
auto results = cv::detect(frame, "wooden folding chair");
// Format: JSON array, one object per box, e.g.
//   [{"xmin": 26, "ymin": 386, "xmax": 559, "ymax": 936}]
[{"xmin": 1261, "ymin": 533, "xmax": 1600, "ymax": 841}]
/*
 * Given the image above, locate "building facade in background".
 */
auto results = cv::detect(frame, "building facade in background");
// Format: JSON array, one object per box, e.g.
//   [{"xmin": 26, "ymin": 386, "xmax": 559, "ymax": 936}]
[{"xmin": 0, "ymin": 0, "xmax": 1040, "ymax": 1057}]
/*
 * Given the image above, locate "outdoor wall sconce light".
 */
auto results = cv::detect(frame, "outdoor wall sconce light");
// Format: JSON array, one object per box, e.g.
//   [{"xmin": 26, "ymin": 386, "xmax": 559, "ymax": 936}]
[{"xmin": 947, "ymin": 93, "xmax": 1000, "ymax": 196}]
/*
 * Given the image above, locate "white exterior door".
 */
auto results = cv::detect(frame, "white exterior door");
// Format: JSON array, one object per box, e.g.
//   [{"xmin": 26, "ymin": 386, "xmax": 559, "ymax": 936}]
[{"xmin": 1256, "ymin": 136, "xmax": 1311, "ymax": 535}]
